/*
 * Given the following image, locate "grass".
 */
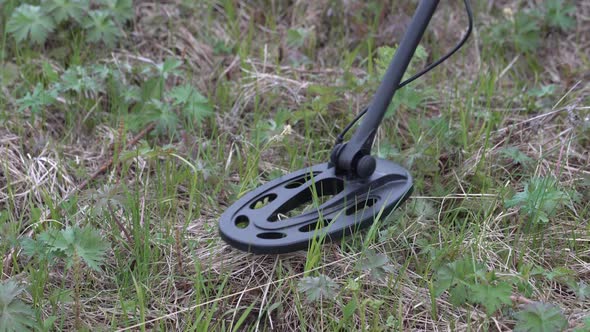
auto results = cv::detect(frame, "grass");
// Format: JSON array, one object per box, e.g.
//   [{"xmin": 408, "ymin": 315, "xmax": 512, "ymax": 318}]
[{"xmin": 0, "ymin": 0, "xmax": 589, "ymax": 331}]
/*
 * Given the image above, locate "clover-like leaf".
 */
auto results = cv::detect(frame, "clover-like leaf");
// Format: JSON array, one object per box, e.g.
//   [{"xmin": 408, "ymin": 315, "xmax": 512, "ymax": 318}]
[
  {"xmin": 358, "ymin": 249, "xmax": 395, "ymax": 281},
  {"xmin": 7, "ymin": 5, "xmax": 55, "ymax": 45},
  {"xmin": 297, "ymin": 274, "xmax": 339, "ymax": 302}
]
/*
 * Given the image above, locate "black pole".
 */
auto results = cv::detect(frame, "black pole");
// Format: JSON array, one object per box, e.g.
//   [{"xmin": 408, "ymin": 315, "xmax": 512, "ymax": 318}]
[{"xmin": 334, "ymin": 0, "xmax": 439, "ymax": 177}]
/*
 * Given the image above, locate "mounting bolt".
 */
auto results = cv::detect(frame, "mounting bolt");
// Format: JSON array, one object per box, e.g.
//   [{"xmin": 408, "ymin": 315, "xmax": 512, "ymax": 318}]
[{"xmin": 356, "ymin": 155, "xmax": 376, "ymax": 178}]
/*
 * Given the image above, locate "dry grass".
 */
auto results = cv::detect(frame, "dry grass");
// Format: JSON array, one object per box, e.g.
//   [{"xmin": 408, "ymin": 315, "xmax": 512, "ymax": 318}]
[{"xmin": 0, "ymin": 0, "xmax": 589, "ymax": 331}]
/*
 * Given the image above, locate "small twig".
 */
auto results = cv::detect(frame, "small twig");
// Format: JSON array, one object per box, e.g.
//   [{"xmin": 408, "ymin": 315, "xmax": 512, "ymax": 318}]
[
  {"xmin": 114, "ymin": 120, "xmax": 126, "ymax": 186},
  {"xmin": 510, "ymin": 295, "xmax": 535, "ymax": 305},
  {"xmin": 107, "ymin": 203, "xmax": 134, "ymax": 247},
  {"xmin": 174, "ymin": 226, "xmax": 184, "ymax": 276},
  {"xmin": 498, "ymin": 55, "xmax": 519, "ymax": 79},
  {"xmin": 63, "ymin": 122, "xmax": 156, "ymax": 201},
  {"xmin": 555, "ymin": 139, "xmax": 566, "ymax": 176}
]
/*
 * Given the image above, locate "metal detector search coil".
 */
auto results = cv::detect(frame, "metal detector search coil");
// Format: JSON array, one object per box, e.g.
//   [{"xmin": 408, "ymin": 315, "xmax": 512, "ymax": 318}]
[
  {"xmin": 219, "ymin": 160, "xmax": 413, "ymax": 254},
  {"xmin": 219, "ymin": 0, "xmax": 473, "ymax": 254}
]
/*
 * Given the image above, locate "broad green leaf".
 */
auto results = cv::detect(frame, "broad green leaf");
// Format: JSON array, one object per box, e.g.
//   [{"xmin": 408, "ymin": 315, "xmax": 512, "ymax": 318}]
[
  {"xmin": 528, "ymin": 84, "xmax": 557, "ymax": 98},
  {"xmin": 43, "ymin": 0, "xmax": 89, "ymax": 23},
  {"xmin": 53, "ymin": 226, "xmax": 109, "ymax": 271},
  {"xmin": 0, "ymin": 280, "xmax": 35, "ymax": 332},
  {"xmin": 169, "ymin": 84, "xmax": 213, "ymax": 123},
  {"xmin": 156, "ymin": 58, "xmax": 183, "ymax": 79},
  {"xmin": 358, "ymin": 249, "xmax": 395, "ymax": 281},
  {"xmin": 542, "ymin": 266, "xmax": 575, "ymax": 281},
  {"xmin": 544, "ymin": 0, "xmax": 576, "ymax": 31},
  {"xmin": 98, "ymin": 0, "xmax": 133, "ymax": 23},
  {"xmin": 91, "ymin": 64, "xmax": 117, "ymax": 80},
  {"xmin": 297, "ymin": 274, "xmax": 339, "ymax": 302},
  {"xmin": 434, "ymin": 258, "xmax": 486, "ymax": 306},
  {"xmin": 36, "ymin": 229, "xmax": 63, "ymax": 256},
  {"xmin": 169, "ymin": 84, "xmax": 203, "ymax": 105},
  {"xmin": 58, "ymin": 65, "xmax": 104, "ymax": 95},
  {"xmin": 146, "ymin": 99, "xmax": 179, "ymax": 135},
  {"xmin": 387, "ymin": 87, "xmax": 430, "ymax": 118},
  {"xmin": 7, "ymin": 5, "xmax": 55, "ymax": 45},
  {"xmin": 16, "ymin": 83, "xmax": 58, "ymax": 115},
  {"xmin": 23, "ymin": 226, "xmax": 109, "ymax": 272},
  {"xmin": 84, "ymin": 184, "xmax": 128, "ymax": 213},
  {"xmin": 514, "ymin": 302, "xmax": 568, "ymax": 332},
  {"xmin": 83, "ymin": 10, "xmax": 121, "ymax": 47},
  {"xmin": 513, "ymin": 12, "xmax": 542, "ymax": 53},
  {"xmin": 40, "ymin": 316, "xmax": 58, "ymax": 332},
  {"xmin": 500, "ymin": 147, "xmax": 534, "ymax": 166},
  {"xmin": 287, "ymin": 28, "xmax": 308, "ymax": 48},
  {"xmin": 505, "ymin": 177, "xmax": 568, "ymax": 224},
  {"xmin": 20, "ymin": 238, "xmax": 41, "ymax": 258},
  {"xmin": 470, "ymin": 282, "xmax": 512, "ymax": 315},
  {"xmin": 568, "ymin": 281, "xmax": 590, "ymax": 301},
  {"xmin": 120, "ymin": 85, "xmax": 142, "ymax": 103}
]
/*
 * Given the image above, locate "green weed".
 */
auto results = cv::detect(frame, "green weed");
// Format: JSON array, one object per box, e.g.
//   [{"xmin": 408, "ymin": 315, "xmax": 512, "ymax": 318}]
[
  {"xmin": 0, "ymin": 280, "xmax": 35, "ymax": 332},
  {"xmin": 0, "ymin": 0, "xmax": 587, "ymax": 330},
  {"xmin": 6, "ymin": 0, "xmax": 132, "ymax": 47},
  {"xmin": 514, "ymin": 302, "xmax": 568, "ymax": 332}
]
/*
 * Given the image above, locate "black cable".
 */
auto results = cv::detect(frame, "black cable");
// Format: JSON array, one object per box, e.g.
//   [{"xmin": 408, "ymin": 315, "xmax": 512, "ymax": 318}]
[
  {"xmin": 335, "ymin": 0, "xmax": 473, "ymax": 145},
  {"xmin": 398, "ymin": 0, "xmax": 473, "ymax": 89}
]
